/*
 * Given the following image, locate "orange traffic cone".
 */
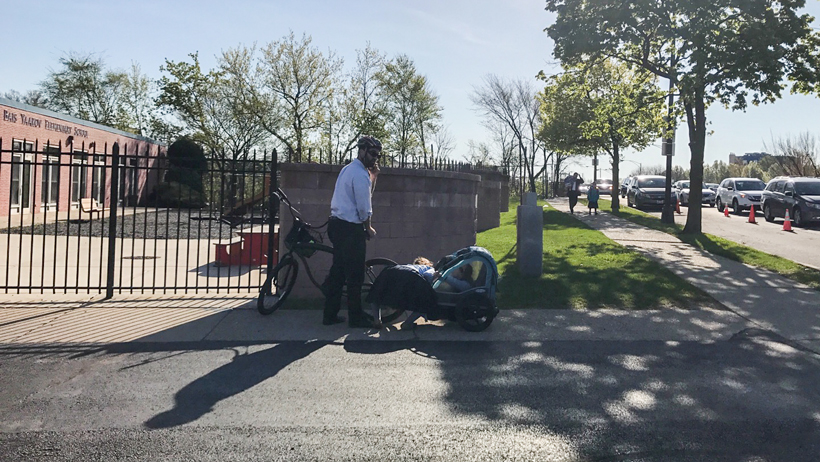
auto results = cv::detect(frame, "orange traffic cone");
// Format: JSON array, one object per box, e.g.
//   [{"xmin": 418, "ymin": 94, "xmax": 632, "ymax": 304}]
[
  {"xmin": 675, "ymin": 198, "xmax": 682, "ymax": 214},
  {"xmin": 724, "ymin": 205, "xmax": 730, "ymax": 217},
  {"xmin": 748, "ymin": 206, "xmax": 757, "ymax": 224},
  {"xmin": 783, "ymin": 208, "xmax": 793, "ymax": 232}
]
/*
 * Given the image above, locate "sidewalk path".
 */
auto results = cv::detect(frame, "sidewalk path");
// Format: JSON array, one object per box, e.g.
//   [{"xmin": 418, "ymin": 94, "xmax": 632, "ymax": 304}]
[{"xmin": 548, "ymin": 197, "xmax": 820, "ymax": 351}]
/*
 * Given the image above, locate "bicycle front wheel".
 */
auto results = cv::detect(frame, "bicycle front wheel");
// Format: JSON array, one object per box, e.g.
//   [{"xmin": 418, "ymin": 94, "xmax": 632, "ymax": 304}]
[{"xmin": 258, "ymin": 254, "xmax": 299, "ymax": 315}]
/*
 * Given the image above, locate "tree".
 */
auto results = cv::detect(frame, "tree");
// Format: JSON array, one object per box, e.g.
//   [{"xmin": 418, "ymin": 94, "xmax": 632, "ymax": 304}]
[
  {"xmin": 472, "ymin": 75, "xmax": 547, "ymax": 196},
  {"xmin": 3, "ymin": 89, "xmax": 48, "ymax": 107},
  {"xmin": 252, "ymin": 32, "xmax": 343, "ymax": 162},
  {"xmin": 764, "ymin": 132, "xmax": 820, "ymax": 177},
  {"xmin": 158, "ymin": 52, "xmax": 269, "ymax": 211},
  {"xmin": 157, "ymin": 52, "xmax": 267, "ymax": 163},
  {"xmin": 322, "ymin": 44, "xmax": 389, "ymax": 164},
  {"xmin": 119, "ymin": 62, "xmax": 162, "ymax": 139},
  {"xmin": 546, "ymin": 0, "xmax": 820, "ymax": 233},
  {"xmin": 39, "ymin": 52, "xmax": 128, "ymax": 128},
  {"xmin": 378, "ymin": 54, "xmax": 441, "ymax": 166},
  {"xmin": 466, "ymin": 140, "xmax": 493, "ymax": 165},
  {"xmin": 431, "ymin": 125, "xmax": 456, "ymax": 163},
  {"xmin": 538, "ymin": 60, "xmax": 665, "ymax": 210}
]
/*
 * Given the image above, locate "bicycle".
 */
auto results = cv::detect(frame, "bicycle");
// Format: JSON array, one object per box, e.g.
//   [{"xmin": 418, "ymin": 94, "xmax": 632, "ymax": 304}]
[{"xmin": 257, "ymin": 188, "xmax": 401, "ymax": 321}]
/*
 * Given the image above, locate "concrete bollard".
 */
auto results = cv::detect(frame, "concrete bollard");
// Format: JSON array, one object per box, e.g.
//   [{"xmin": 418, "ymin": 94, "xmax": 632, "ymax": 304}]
[{"xmin": 517, "ymin": 192, "xmax": 543, "ymax": 277}]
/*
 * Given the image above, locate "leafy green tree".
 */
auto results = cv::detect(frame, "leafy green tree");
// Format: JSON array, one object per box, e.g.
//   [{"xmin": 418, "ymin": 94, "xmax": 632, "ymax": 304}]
[
  {"xmin": 157, "ymin": 52, "xmax": 267, "ymax": 163},
  {"xmin": 545, "ymin": 0, "xmax": 820, "ymax": 233},
  {"xmin": 742, "ymin": 162, "xmax": 768, "ymax": 181},
  {"xmin": 39, "ymin": 52, "xmax": 128, "ymax": 128},
  {"xmin": 538, "ymin": 60, "xmax": 665, "ymax": 210},
  {"xmin": 322, "ymin": 43, "xmax": 389, "ymax": 164},
  {"xmin": 378, "ymin": 54, "xmax": 441, "ymax": 165},
  {"xmin": 158, "ymin": 52, "xmax": 269, "ymax": 211},
  {"xmin": 230, "ymin": 32, "xmax": 343, "ymax": 163}
]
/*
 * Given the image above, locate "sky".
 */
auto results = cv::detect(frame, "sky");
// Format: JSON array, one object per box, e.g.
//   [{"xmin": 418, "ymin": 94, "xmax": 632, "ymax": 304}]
[{"xmin": 2, "ymin": 0, "xmax": 819, "ymax": 180}]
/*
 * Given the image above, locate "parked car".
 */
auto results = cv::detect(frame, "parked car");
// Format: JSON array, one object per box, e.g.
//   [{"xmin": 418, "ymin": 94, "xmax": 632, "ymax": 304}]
[
  {"xmin": 715, "ymin": 177, "xmax": 766, "ymax": 214},
  {"xmin": 626, "ymin": 175, "xmax": 668, "ymax": 209},
  {"xmin": 620, "ymin": 177, "xmax": 632, "ymax": 198},
  {"xmin": 578, "ymin": 183, "xmax": 590, "ymax": 194},
  {"xmin": 761, "ymin": 177, "xmax": 820, "ymax": 227},
  {"xmin": 593, "ymin": 178, "xmax": 614, "ymax": 196},
  {"xmin": 673, "ymin": 180, "xmax": 716, "ymax": 207}
]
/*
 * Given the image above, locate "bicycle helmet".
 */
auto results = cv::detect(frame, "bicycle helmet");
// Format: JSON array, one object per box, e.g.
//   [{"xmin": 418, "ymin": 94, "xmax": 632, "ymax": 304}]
[{"xmin": 357, "ymin": 135, "xmax": 382, "ymax": 152}]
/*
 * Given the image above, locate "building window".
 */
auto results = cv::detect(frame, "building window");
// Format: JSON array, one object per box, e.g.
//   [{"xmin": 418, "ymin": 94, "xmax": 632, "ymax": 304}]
[
  {"xmin": 10, "ymin": 140, "xmax": 34, "ymax": 214},
  {"xmin": 91, "ymin": 155, "xmax": 105, "ymax": 203},
  {"xmin": 41, "ymin": 145, "xmax": 61, "ymax": 211},
  {"xmin": 71, "ymin": 152, "xmax": 88, "ymax": 205}
]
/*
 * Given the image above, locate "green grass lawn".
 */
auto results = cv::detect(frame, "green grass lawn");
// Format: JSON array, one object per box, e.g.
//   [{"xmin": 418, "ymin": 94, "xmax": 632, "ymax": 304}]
[
  {"xmin": 476, "ymin": 202, "xmax": 716, "ymax": 309},
  {"xmin": 593, "ymin": 197, "xmax": 820, "ymax": 290}
]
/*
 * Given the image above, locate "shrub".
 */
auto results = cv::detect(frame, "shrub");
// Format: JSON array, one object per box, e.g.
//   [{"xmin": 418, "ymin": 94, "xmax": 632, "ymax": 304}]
[
  {"xmin": 165, "ymin": 137, "xmax": 207, "ymax": 193},
  {"xmin": 152, "ymin": 181, "xmax": 207, "ymax": 209}
]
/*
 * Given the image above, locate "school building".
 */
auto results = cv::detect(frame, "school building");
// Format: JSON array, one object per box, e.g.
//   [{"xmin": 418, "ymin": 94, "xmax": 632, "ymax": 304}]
[{"xmin": 0, "ymin": 97, "xmax": 165, "ymax": 219}]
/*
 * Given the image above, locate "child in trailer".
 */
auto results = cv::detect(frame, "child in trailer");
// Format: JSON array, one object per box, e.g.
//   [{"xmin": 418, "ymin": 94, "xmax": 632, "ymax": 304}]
[{"xmin": 399, "ymin": 257, "xmax": 476, "ymax": 329}]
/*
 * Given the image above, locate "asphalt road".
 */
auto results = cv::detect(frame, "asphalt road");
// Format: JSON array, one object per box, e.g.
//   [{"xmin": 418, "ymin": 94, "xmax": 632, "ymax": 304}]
[
  {"xmin": 621, "ymin": 198, "xmax": 820, "ymax": 269},
  {"xmin": 2, "ymin": 333, "xmax": 820, "ymax": 461}
]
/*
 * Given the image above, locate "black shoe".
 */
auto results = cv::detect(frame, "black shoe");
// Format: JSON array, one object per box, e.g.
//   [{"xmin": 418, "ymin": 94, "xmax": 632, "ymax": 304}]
[
  {"xmin": 348, "ymin": 313, "xmax": 378, "ymax": 328},
  {"xmin": 323, "ymin": 315, "xmax": 346, "ymax": 325}
]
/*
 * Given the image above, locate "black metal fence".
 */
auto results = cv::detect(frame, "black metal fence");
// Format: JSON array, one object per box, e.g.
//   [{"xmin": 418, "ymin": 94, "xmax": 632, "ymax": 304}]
[{"xmin": 0, "ymin": 138, "xmax": 277, "ymax": 295}]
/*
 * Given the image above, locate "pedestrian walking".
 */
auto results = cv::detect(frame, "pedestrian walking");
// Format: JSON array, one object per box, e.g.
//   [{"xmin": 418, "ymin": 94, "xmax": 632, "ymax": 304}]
[
  {"xmin": 323, "ymin": 136, "xmax": 382, "ymax": 328},
  {"xmin": 568, "ymin": 173, "xmax": 584, "ymax": 214}
]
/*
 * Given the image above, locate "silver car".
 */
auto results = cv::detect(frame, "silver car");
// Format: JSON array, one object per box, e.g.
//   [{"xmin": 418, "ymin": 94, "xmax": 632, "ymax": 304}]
[
  {"xmin": 673, "ymin": 180, "xmax": 716, "ymax": 207},
  {"xmin": 715, "ymin": 177, "xmax": 766, "ymax": 214}
]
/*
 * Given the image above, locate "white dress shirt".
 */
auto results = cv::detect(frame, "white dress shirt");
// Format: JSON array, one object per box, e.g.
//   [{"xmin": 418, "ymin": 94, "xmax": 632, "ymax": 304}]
[{"xmin": 330, "ymin": 159, "xmax": 372, "ymax": 224}]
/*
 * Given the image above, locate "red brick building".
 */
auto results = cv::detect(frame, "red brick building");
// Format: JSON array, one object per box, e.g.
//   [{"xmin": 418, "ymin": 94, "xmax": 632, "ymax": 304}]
[{"xmin": 1, "ymin": 97, "xmax": 165, "ymax": 218}]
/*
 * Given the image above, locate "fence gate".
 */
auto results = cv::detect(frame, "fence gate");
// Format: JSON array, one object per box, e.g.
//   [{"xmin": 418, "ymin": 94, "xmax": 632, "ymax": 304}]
[{"xmin": 0, "ymin": 138, "xmax": 278, "ymax": 296}]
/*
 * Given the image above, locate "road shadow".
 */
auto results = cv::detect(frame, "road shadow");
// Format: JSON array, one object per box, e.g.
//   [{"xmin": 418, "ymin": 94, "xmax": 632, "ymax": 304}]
[
  {"xmin": 143, "ymin": 340, "xmax": 325, "ymax": 429},
  {"xmin": 345, "ymin": 329, "xmax": 820, "ymax": 460}
]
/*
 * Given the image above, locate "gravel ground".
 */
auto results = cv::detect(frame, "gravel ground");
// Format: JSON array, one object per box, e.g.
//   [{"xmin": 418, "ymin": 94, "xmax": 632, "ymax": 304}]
[{"xmin": 0, "ymin": 210, "xmax": 251, "ymax": 240}]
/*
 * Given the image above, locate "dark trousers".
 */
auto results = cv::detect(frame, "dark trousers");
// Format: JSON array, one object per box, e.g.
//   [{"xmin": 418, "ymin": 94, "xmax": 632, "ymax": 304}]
[
  {"xmin": 568, "ymin": 191, "xmax": 579, "ymax": 211},
  {"xmin": 323, "ymin": 218, "xmax": 367, "ymax": 321}
]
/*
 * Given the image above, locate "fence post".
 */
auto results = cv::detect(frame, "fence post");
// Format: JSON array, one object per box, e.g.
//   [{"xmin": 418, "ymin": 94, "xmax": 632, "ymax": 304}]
[
  {"xmin": 105, "ymin": 143, "xmax": 120, "ymax": 299},
  {"xmin": 266, "ymin": 149, "xmax": 278, "ymax": 271}
]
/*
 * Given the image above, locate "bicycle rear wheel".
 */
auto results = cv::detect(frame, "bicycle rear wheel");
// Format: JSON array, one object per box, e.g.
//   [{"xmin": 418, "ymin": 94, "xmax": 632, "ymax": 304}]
[
  {"xmin": 363, "ymin": 258, "xmax": 405, "ymax": 324},
  {"xmin": 258, "ymin": 254, "xmax": 299, "ymax": 315}
]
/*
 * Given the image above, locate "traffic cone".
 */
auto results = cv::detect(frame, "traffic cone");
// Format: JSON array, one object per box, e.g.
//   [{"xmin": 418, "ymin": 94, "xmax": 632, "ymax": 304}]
[
  {"xmin": 724, "ymin": 205, "xmax": 730, "ymax": 217},
  {"xmin": 675, "ymin": 198, "xmax": 682, "ymax": 214},
  {"xmin": 748, "ymin": 206, "xmax": 757, "ymax": 224},
  {"xmin": 783, "ymin": 208, "xmax": 793, "ymax": 232}
]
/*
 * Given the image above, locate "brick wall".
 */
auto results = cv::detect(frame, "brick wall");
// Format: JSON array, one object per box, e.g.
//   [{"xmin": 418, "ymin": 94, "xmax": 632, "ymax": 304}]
[
  {"xmin": 476, "ymin": 171, "xmax": 509, "ymax": 232},
  {"xmin": 278, "ymin": 162, "xmax": 481, "ymax": 299}
]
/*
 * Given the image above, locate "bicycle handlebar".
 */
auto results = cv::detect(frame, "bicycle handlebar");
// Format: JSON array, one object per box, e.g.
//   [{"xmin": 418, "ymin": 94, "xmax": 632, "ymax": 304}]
[{"xmin": 274, "ymin": 188, "xmax": 301, "ymax": 220}]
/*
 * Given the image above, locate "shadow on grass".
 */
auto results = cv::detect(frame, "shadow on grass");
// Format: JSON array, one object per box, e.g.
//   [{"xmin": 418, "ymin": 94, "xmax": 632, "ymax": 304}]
[{"xmin": 489, "ymin": 208, "xmax": 711, "ymax": 310}]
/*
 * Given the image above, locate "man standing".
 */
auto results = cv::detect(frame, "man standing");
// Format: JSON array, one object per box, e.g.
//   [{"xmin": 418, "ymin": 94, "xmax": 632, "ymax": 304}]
[
  {"xmin": 568, "ymin": 172, "xmax": 584, "ymax": 214},
  {"xmin": 323, "ymin": 136, "xmax": 382, "ymax": 328}
]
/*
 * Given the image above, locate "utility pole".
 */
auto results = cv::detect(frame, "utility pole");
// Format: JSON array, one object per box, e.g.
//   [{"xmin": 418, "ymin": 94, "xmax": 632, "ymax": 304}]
[{"xmin": 660, "ymin": 76, "xmax": 676, "ymax": 224}]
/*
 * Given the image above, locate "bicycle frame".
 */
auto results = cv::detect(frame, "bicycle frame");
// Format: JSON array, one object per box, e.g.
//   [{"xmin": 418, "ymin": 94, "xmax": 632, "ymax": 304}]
[{"xmin": 273, "ymin": 188, "xmax": 335, "ymax": 293}]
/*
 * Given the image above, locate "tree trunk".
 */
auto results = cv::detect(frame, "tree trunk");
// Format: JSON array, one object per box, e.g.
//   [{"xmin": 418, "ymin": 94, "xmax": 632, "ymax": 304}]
[
  {"xmin": 611, "ymin": 142, "xmax": 620, "ymax": 212},
  {"xmin": 683, "ymin": 86, "xmax": 706, "ymax": 234}
]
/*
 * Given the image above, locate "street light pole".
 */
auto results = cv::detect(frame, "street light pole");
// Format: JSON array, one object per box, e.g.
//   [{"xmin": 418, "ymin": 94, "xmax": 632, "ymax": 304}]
[
  {"xmin": 660, "ymin": 77, "xmax": 676, "ymax": 224},
  {"xmin": 622, "ymin": 159, "xmax": 642, "ymax": 175}
]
